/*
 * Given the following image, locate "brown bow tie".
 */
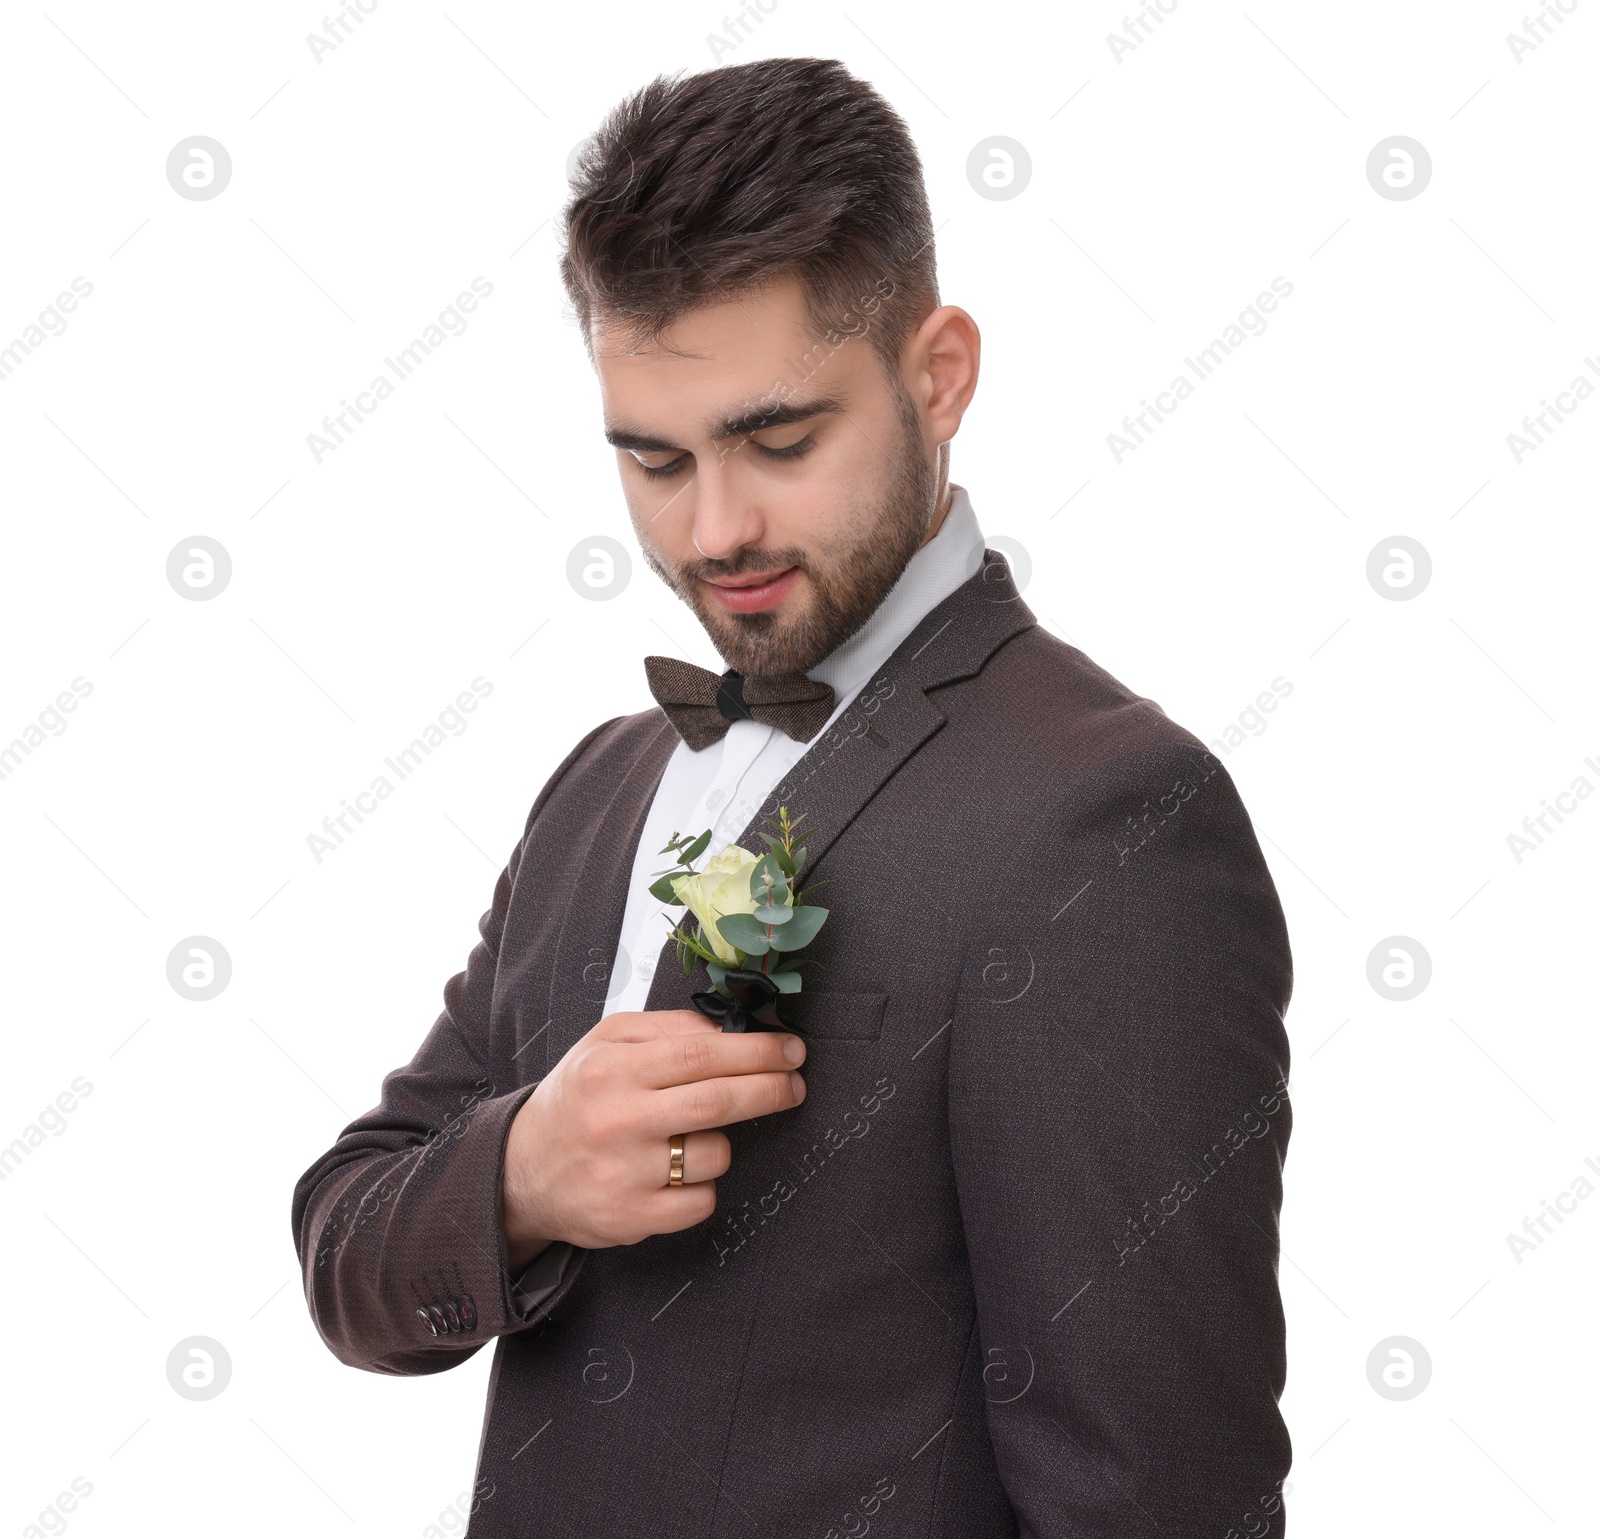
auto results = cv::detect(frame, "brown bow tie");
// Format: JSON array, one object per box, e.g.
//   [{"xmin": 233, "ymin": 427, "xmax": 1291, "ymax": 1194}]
[{"xmin": 644, "ymin": 656, "xmax": 835, "ymax": 751}]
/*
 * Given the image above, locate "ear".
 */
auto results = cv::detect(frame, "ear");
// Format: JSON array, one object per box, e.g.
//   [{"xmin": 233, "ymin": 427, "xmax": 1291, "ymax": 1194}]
[{"xmin": 903, "ymin": 305, "xmax": 981, "ymax": 451}]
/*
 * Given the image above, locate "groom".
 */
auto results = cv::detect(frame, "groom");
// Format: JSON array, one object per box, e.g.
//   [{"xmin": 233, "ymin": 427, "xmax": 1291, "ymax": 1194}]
[{"xmin": 293, "ymin": 57, "xmax": 1294, "ymax": 1537}]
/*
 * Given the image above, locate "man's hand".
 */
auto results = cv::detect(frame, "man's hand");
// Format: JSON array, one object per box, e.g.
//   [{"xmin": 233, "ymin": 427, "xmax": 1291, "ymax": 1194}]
[{"xmin": 501, "ymin": 1008, "xmax": 808, "ymax": 1273}]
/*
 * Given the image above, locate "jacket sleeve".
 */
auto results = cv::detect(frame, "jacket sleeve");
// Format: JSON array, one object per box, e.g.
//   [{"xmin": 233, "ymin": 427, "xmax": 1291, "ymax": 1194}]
[
  {"xmin": 946, "ymin": 727, "xmax": 1294, "ymax": 1536},
  {"xmin": 289, "ymin": 721, "xmax": 614, "ymax": 1375}
]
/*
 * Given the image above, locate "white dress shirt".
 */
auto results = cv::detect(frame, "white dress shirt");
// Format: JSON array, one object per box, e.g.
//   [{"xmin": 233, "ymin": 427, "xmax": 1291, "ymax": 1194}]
[{"xmin": 605, "ymin": 482, "xmax": 987, "ymax": 1014}]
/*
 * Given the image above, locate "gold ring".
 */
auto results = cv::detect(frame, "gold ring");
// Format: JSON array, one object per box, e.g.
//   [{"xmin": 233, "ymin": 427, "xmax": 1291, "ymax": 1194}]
[{"xmin": 668, "ymin": 1133, "xmax": 686, "ymax": 1187}]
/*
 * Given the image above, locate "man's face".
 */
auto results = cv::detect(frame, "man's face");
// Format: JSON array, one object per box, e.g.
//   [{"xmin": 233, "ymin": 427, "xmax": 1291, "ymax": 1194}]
[{"xmin": 592, "ymin": 274, "xmax": 940, "ymax": 677}]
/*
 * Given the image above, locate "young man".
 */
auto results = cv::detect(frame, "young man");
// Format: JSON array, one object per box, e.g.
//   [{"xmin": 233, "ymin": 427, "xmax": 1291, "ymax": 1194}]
[{"xmin": 293, "ymin": 56, "xmax": 1294, "ymax": 1537}]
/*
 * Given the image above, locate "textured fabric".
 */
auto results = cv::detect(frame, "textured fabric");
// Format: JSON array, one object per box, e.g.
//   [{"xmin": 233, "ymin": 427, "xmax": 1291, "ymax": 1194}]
[
  {"xmin": 607, "ymin": 484, "xmax": 986, "ymax": 1022},
  {"xmin": 508, "ymin": 1238, "xmax": 574, "ymax": 1319},
  {"xmin": 643, "ymin": 655, "xmax": 836, "ymax": 751},
  {"xmin": 511, "ymin": 486, "xmax": 986, "ymax": 1311},
  {"xmin": 291, "ymin": 538, "xmax": 1295, "ymax": 1537}
]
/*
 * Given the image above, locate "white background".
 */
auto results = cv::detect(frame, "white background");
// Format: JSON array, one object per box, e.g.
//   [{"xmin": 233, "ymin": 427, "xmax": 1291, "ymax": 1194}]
[{"xmin": 2, "ymin": 2, "xmax": 1595, "ymax": 1534}]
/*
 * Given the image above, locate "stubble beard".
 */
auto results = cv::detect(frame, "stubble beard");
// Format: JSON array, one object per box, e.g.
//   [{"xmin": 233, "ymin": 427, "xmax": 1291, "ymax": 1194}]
[{"xmin": 639, "ymin": 392, "xmax": 939, "ymax": 678}]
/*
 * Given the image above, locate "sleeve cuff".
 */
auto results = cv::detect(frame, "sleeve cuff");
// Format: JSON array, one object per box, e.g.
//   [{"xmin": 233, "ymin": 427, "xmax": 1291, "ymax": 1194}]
[{"xmin": 508, "ymin": 1240, "xmax": 579, "ymax": 1321}]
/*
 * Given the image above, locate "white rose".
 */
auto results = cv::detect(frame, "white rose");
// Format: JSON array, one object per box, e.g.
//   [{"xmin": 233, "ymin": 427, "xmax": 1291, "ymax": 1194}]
[{"xmin": 671, "ymin": 843, "xmax": 790, "ymax": 965}]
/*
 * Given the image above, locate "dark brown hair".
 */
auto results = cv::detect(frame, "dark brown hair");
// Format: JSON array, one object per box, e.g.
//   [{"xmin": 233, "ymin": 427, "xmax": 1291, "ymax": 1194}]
[{"xmin": 560, "ymin": 57, "xmax": 938, "ymax": 389}]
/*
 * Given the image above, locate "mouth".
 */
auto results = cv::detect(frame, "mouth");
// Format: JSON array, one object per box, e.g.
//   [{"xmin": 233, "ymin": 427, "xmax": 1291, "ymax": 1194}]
[{"xmin": 702, "ymin": 566, "xmax": 800, "ymax": 614}]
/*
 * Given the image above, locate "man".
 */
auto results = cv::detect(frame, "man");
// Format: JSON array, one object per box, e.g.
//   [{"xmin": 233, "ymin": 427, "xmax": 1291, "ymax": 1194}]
[{"xmin": 292, "ymin": 56, "xmax": 1294, "ymax": 1537}]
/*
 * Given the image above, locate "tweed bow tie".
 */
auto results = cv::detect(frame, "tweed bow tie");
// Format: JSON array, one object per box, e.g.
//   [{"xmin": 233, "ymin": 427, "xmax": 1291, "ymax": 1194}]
[{"xmin": 644, "ymin": 656, "xmax": 835, "ymax": 751}]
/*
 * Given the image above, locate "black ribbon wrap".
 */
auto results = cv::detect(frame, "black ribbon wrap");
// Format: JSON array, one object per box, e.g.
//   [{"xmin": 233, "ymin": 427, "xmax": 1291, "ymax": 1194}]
[{"xmin": 689, "ymin": 968, "xmax": 796, "ymax": 1032}]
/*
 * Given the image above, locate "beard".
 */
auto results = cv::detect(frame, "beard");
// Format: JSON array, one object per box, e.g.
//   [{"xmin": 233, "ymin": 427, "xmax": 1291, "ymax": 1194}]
[{"xmin": 638, "ymin": 387, "xmax": 939, "ymax": 678}]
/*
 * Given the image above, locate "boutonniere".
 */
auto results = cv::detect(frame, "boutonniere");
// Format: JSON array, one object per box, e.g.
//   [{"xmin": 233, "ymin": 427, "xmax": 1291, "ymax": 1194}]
[{"xmin": 648, "ymin": 806, "xmax": 830, "ymax": 1032}]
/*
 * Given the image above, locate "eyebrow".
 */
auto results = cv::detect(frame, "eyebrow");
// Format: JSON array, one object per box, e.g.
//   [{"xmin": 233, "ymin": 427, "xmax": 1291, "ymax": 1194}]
[{"xmin": 604, "ymin": 392, "xmax": 847, "ymax": 453}]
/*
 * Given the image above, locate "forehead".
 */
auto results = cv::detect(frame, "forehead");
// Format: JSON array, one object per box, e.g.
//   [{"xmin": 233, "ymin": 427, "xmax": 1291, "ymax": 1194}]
[{"xmin": 590, "ymin": 275, "xmax": 877, "ymax": 433}]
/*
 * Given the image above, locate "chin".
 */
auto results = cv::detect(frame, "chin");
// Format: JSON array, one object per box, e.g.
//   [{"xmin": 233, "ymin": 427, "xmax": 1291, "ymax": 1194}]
[
  {"xmin": 706, "ymin": 606, "xmax": 819, "ymax": 677},
  {"xmin": 706, "ymin": 617, "xmax": 784, "ymax": 675}
]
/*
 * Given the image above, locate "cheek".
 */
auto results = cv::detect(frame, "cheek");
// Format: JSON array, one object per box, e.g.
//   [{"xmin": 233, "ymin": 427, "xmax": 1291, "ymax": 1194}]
[
  {"xmin": 625, "ymin": 480, "xmax": 695, "ymax": 556},
  {"xmin": 767, "ymin": 439, "xmax": 877, "ymax": 526}
]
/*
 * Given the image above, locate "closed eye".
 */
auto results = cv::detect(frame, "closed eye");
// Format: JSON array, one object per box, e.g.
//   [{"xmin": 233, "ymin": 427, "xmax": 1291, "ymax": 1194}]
[
  {"xmin": 633, "ymin": 433, "xmax": 816, "ymax": 480},
  {"xmin": 754, "ymin": 433, "xmax": 814, "ymax": 462},
  {"xmin": 636, "ymin": 452, "xmax": 690, "ymax": 481}
]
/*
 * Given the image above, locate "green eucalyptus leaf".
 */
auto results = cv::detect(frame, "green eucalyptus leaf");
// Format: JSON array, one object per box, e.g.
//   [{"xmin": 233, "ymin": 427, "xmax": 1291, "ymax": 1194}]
[
  {"xmin": 707, "ymin": 961, "xmax": 727, "ymax": 991},
  {"xmin": 766, "ymin": 904, "xmax": 828, "ymax": 952},
  {"xmin": 649, "ymin": 874, "xmax": 686, "ymax": 904},
  {"xmin": 752, "ymin": 903, "xmax": 792, "ymax": 924},
  {"xmin": 749, "ymin": 853, "xmax": 790, "ymax": 904},
  {"xmin": 717, "ymin": 912, "xmax": 770, "ymax": 954},
  {"xmin": 760, "ymin": 837, "xmax": 794, "ymax": 872},
  {"xmin": 682, "ymin": 829, "xmax": 712, "ymax": 863},
  {"xmin": 767, "ymin": 968, "xmax": 803, "ymax": 994}
]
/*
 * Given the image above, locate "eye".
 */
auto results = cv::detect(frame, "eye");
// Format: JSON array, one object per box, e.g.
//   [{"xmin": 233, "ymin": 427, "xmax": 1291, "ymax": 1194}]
[
  {"xmin": 631, "ymin": 451, "xmax": 690, "ymax": 480},
  {"xmin": 753, "ymin": 432, "xmax": 814, "ymax": 462}
]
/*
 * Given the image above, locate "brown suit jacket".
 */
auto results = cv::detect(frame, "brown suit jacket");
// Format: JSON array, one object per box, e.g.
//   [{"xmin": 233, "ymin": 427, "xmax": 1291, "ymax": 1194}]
[{"xmin": 292, "ymin": 549, "xmax": 1294, "ymax": 1537}]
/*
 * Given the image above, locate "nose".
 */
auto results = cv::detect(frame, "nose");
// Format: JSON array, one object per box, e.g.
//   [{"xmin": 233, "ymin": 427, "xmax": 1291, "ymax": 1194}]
[{"xmin": 689, "ymin": 448, "xmax": 765, "ymax": 565}]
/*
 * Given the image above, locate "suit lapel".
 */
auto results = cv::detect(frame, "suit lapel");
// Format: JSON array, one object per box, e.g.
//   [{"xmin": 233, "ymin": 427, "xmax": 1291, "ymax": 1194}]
[{"xmin": 640, "ymin": 547, "xmax": 1038, "ymax": 1012}]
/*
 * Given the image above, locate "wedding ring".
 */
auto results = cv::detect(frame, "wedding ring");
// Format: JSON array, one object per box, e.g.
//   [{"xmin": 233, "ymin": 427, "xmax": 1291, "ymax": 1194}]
[{"xmin": 667, "ymin": 1133, "xmax": 686, "ymax": 1187}]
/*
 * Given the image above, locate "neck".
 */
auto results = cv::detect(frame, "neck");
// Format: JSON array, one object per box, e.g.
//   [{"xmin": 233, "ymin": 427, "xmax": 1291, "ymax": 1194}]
[{"xmin": 918, "ymin": 452, "xmax": 954, "ymax": 552}]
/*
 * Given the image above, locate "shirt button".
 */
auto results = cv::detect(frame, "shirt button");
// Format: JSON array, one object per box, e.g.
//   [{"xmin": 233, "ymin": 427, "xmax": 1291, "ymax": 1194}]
[{"xmin": 706, "ymin": 788, "xmax": 724, "ymax": 810}]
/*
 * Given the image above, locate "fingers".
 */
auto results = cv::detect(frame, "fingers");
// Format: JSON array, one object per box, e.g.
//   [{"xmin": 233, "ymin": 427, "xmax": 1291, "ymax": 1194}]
[
  {"xmin": 640, "ymin": 1023, "xmax": 806, "ymax": 1089},
  {"xmin": 671, "ymin": 1129, "xmax": 730, "ymax": 1186},
  {"xmin": 645, "ymin": 1179, "xmax": 719, "ymax": 1235},
  {"xmin": 645, "ymin": 1068, "xmax": 806, "ymax": 1137},
  {"xmin": 592, "ymin": 1008, "xmax": 806, "ymax": 1088},
  {"xmin": 644, "ymin": 1130, "xmax": 729, "ymax": 1237},
  {"xmin": 593, "ymin": 1007, "xmax": 716, "ymax": 1045}
]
